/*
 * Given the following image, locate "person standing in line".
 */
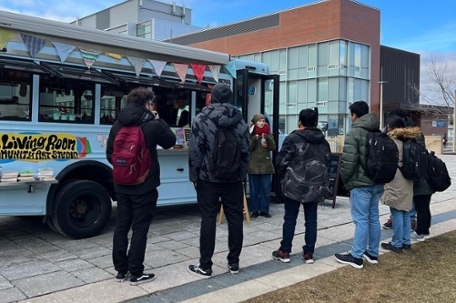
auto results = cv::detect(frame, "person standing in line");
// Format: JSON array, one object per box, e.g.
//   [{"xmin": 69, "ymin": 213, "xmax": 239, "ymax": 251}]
[
  {"xmin": 382, "ymin": 108, "xmax": 417, "ymax": 231},
  {"xmin": 443, "ymin": 133, "xmax": 447, "ymax": 149},
  {"xmin": 411, "ymin": 136, "xmax": 436, "ymax": 242},
  {"xmin": 334, "ymin": 101, "xmax": 384, "ymax": 269},
  {"xmin": 106, "ymin": 87, "xmax": 176, "ymax": 285},
  {"xmin": 272, "ymin": 108, "xmax": 331, "ymax": 264},
  {"xmin": 188, "ymin": 83, "xmax": 250, "ymax": 279},
  {"xmin": 380, "ymin": 115, "xmax": 419, "ymax": 253},
  {"xmin": 248, "ymin": 113, "xmax": 276, "ymax": 218}
]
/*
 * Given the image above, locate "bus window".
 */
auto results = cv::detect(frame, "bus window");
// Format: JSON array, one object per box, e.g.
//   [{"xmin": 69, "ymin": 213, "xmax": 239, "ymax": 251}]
[
  {"xmin": 38, "ymin": 75, "xmax": 95, "ymax": 123},
  {"xmin": 0, "ymin": 70, "xmax": 32, "ymax": 121}
]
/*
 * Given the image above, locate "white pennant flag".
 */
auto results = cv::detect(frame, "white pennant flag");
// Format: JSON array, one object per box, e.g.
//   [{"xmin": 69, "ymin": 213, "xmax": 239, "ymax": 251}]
[
  {"xmin": 208, "ymin": 65, "xmax": 221, "ymax": 83},
  {"xmin": 127, "ymin": 56, "xmax": 146, "ymax": 76},
  {"xmin": 52, "ymin": 42, "xmax": 75, "ymax": 63},
  {"xmin": 149, "ymin": 59, "xmax": 167, "ymax": 77}
]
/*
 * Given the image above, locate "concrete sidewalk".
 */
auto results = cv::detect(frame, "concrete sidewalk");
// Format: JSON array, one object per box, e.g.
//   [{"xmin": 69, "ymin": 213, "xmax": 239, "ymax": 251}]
[{"xmin": 0, "ymin": 155, "xmax": 455, "ymax": 303}]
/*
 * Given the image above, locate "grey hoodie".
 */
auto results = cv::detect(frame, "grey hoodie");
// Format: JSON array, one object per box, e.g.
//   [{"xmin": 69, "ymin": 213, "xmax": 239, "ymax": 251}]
[{"xmin": 188, "ymin": 103, "xmax": 249, "ymax": 183}]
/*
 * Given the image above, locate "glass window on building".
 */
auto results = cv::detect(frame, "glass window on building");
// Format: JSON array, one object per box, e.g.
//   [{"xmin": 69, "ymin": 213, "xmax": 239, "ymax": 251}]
[
  {"xmin": 317, "ymin": 42, "xmax": 328, "ymax": 77},
  {"xmin": 297, "ymin": 80, "xmax": 307, "ymax": 105},
  {"xmin": 308, "ymin": 44, "xmax": 317, "ymax": 77},
  {"xmin": 287, "ymin": 81, "xmax": 298, "ymax": 115},
  {"xmin": 137, "ymin": 22, "xmax": 151, "ymax": 39}
]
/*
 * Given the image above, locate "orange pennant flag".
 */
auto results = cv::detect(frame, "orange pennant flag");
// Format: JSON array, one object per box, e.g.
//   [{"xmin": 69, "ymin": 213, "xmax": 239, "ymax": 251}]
[{"xmin": 173, "ymin": 63, "xmax": 188, "ymax": 83}]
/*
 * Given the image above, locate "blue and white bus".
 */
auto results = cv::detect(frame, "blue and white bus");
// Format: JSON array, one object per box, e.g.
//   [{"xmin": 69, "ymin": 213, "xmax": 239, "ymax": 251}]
[{"xmin": 0, "ymin": 11, "xmax": 280, "ymax": 239}]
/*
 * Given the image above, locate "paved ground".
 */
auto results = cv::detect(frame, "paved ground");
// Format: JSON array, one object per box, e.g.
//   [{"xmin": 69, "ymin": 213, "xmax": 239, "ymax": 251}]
[{"xmin": 0, "ymin": 155, "xmax": 455, "ymax": 303}]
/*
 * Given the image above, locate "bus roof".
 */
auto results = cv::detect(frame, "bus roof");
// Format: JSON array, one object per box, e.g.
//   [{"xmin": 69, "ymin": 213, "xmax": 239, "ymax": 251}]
[{"xmin": 0, "ymin": 10, "xmax": 230, "ymax": 65}]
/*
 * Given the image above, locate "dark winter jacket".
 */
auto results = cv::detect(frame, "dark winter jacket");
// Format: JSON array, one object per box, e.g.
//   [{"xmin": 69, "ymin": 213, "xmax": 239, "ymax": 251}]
[
  {"xmin": 340, "ymin": 112, "xmax": 380, "ymax": 191},
  {"xmin": 276, "ymin": 127, "xmax": 331, "ymax": 203},
  {"xmin": 413, "ymin": 133, "xmax": 436, "ymax": 196},
  {"xmin": 248, "ymin": 132, "xmax": 276, "ymax": 175},
  {"xmin": 189, "ymin": 103, "xmax": 250, "ymax": 183},
  {"xmin": 106, "ymin": 103, "xmax": 176, "ymax": 195}
]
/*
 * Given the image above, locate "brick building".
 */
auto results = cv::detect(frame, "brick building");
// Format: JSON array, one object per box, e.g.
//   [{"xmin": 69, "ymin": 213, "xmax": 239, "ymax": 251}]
[{"xmin": 166, "ymin": 0, "xmax": 381, "ymax": 135}]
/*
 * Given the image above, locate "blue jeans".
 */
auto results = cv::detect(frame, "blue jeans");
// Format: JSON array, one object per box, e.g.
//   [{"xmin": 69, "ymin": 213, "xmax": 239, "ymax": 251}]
[
  {"xmin": 390, "ymin": 207, "xmax": 411, "ymax": 248},
  {"xmin": 280, "ymin": 198, "xmax": 318, "ymax": 254},
  {"xmin": 408, "ymin": 202, "xmax": 416, "ymax": 221},
  {"xmin": 248, "ymin": 174, "xmax": 271, "ymax": 213},
  {"xmin": 350, "ymin": 185, "xmax": 383, "ymax": 259}
]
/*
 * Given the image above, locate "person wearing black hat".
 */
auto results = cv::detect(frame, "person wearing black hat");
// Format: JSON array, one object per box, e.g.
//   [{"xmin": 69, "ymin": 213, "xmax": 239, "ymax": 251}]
[
  {"xmin": 188, "ymin": 83, "xmax": 250, "ymax": 278},
  {"xmin": 248, "ymin": 113, "xmax": 276, "ymax": 218}
]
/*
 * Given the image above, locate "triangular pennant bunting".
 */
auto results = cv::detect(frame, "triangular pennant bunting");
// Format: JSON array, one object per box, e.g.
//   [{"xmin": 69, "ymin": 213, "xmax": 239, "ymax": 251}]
[
  {"xmin": 0, "ymin": 29, "xmax": 16, "ymax": 50},
  {"xmin": 105, "ymin": 52, "xmax": 123, "ymax": 60},
  {"xmin": 52, "ymin": 42, "xmax": 75, "ymax": 63},
  {"xmin": 149, "ymin": 60, "xmax": 167, "ymax": 77},
  {"xmin": 79, "ymin": 48, "xmax": 100, "ymax": 69},
  {"xmin": 127, "ymin": 56, "xmax": 146, "ymax": 76},
  {"xmin": 21, "ymin": 33, "xmax": 47, "ymax": 57},
  {"xmin": 191, "ymin": 64, "xmax": 206, "ymax": 84},
  {"xmin": 173, "ymin": 63, "xmax": 188, "ymax": 83},
  {"xmin": 208, "ymin": 65, "xmax": 221, "ymax": 83},
  {"xmin": 224, "ymin": 60, "xmax": 237, "ymax": 79}
]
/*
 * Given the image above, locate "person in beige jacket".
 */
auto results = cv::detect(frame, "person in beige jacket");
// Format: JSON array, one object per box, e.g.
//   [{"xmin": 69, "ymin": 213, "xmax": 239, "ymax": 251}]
[{"xmin": 380, "ymin": 115, "xmax": 421, "ymax": 253}]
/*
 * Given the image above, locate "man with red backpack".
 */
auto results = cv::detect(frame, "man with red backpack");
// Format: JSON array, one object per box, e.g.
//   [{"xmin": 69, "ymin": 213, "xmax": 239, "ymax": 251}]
[{"xmin": 106, "ymin": 87, "xmax": 176, "ymax": 285}]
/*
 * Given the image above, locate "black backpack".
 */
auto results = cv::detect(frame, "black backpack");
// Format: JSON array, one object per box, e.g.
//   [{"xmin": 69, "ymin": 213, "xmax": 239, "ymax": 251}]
[
  {"xmin": 400, "ymin": 139, "xmax": 428, "ymax": 180},
  {"xmin": 363, "ymin": 130, "xmax": 399, "ymax": 184},
  {"xmin": 426, "ymin": 151, "xmax": 451, "ymax": 192},
  {"xmin": 210, "ymin": 127, "xmax": 241, "ymax": 181}
]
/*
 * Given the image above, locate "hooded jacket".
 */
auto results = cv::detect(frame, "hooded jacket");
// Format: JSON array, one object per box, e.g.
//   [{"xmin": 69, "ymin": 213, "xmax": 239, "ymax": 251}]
[
  {"xmin": 414, "ymin": 133, "xmax": 436, "ymax": 196},
  {"xmin": 106, "ymin": 102, "xmax": 176, "ymax": 195},
  {"xmin": 340, "ymin": 112, "xmax": 380, "ymax": 190},
  {"xmin": 276, "ymin": 127, "xmax": 331, "ymax": 203},
  {"xmin": 380, "ymin": 127, "xmax": 421, "ymax": 211},
  {"xmin": 248, "ymin": 128, "xmax": 276, "ymax": 175},
  {"xmin": 189, "ymin": 103, "xmax": 250, "ymax": 183}
]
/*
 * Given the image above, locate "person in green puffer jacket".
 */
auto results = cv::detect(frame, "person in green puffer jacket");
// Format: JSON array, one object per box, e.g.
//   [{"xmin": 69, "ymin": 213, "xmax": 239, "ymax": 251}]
[
  {"xmin": 334, "ymin": 101, "xmax": 384, "ymax": 269},
  {"xmin": 248, "ymin": 113, "xmax": 276, "ymax": 218}
]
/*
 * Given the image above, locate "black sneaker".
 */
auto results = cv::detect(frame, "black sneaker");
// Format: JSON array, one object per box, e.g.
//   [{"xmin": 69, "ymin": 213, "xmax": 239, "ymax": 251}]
[
  {"xmin": 302, "ymin": 252, "xmax": 314, "ymax": 264},
  {"xmin": 402, "ymin": 244, "xmax": 412, "ymax": 250},
  {"xmin": 272, "ymin": 249, "xmax": 291, "ymax": 263},
  {"xmin": 381, "ymin": 242, "xmax": 403, "ymax": 253},
  {"xmin": 187, "ymin": 264, "xmax": 212, "ymax": 279},
  {"xmin": 228, "ymin": 263, "xmax": 239, "ymax": 274},
  {"xmin": 251, "ymin": 212, "xmax": 259, "ymax": 218},
  {"xmin": 334, "ymin": 253, "xmax": 363, "ymax": 269},
  {"xmin": 259, "ymin": 212, "xmax": 272, "ymax": 218},
  {"xmin": 115, "ymin": 271, "xmax": 130, "ymax": 282},
  {"xmin": 363, "ymin": 251, "xmax": 379, "ymax": 264},
  {"xmin": 129, "ymin": 273, "xmax": 156, "ymax": 286}
]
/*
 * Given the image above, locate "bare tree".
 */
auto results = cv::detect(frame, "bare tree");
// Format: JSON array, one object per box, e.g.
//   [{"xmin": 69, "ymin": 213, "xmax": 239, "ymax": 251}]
[{"xmin": 408, "ymin": 53, "xmax": 455, "ymax": 117}]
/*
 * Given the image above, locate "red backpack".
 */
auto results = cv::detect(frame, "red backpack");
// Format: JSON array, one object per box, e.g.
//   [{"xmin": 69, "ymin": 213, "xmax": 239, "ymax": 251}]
[{"xmin": 111, "ymin": 125, "xmax": 151, "ymax": 185}]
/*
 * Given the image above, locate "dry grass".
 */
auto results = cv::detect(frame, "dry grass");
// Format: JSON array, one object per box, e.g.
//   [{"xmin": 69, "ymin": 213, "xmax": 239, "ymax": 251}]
[{"xmin": 243, "ymin": 230, "xmax": 456, "ymax": 303}]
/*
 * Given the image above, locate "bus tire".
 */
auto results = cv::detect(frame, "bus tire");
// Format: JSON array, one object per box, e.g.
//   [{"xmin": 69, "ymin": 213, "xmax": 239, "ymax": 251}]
[{"xmin": 51, "ymin": 180, "xmax": 112, "ymax": 239}]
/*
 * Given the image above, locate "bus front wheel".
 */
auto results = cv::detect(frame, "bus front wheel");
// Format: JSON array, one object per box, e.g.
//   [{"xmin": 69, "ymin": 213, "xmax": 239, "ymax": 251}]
[{"xmin": 51, "ymin": 180, "xmax": 112, "ymax": 239}]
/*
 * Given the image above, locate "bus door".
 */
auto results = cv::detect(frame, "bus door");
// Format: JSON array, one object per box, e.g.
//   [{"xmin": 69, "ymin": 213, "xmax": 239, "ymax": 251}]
[{"xmin": 234, "ymin": 69, "xmax": 281, "ymax": 200}]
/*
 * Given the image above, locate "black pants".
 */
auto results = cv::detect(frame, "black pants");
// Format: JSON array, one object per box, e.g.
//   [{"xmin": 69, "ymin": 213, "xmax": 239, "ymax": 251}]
[
  {"xmin": 196, "ymin": 180, "xmax": 244, "ymax": 269},
  {"xmin": 414, "ymin": 194, "xmax": 432, "ymax": 235},
  {"xmin": 113, "ymin": 189, "xmax": 158, "ymax": 276}
]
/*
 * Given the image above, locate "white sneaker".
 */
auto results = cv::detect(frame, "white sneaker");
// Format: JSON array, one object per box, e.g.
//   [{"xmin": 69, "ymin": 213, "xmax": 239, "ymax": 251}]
[{"xmin": 411, "ymin": 231, "xmax": 425, "ymax": 242}]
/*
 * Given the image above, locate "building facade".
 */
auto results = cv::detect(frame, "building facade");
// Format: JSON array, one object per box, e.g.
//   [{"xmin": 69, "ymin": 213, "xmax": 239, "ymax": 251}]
[
  {"xmin": 167, "ymin": 0, "xmax": 381, "ymax": 135},
  {"xmin": 70, "ymin": 0, "xmax": 201, "ymax": 41}
]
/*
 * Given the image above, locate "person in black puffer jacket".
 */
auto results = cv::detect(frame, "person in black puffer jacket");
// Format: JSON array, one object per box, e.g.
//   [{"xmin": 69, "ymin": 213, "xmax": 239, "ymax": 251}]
[
  {"xmin": 188, "ymin": 83, "xmax": 250, "ymax": 278},
  {"xmin": 272, "ymin": 108, "xmax": 331, "ymax": 265}
]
